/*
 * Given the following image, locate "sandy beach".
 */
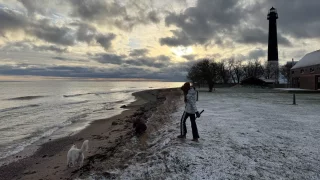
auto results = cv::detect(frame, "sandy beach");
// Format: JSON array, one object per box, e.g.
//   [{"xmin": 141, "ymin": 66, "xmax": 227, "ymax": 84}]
[{"xmin": 0, "ymin": 88, "xmax": 182, "ymax": 180}]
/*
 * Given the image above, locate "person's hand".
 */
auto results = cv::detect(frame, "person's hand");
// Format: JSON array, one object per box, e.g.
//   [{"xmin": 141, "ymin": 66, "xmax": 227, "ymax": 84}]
[{"xmin": 196, "ymin": 111, "xmax": 200, "ymax": 118}]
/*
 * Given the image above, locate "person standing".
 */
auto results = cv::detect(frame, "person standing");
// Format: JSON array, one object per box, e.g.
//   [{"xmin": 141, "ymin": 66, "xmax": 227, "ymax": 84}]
[{"xmin": 178, "ymin": 82, "xmax": 200, "ymax": 142}]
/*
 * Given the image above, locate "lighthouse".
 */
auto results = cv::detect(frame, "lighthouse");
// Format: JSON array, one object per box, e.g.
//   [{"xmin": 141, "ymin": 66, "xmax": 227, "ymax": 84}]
[{"xmin": 267, "ymin": 7, "xmax": 279, "ymax": 82}]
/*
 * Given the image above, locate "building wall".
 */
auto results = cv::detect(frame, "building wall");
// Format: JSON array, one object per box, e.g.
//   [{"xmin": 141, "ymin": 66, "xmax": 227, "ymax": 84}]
[
  {"xmin": 300, "ymin": 75, "xmax": 316, "ymax": 90},
  {"xmin": 291, "ymin": 64, "xmax": 320, "ymax": 90}
]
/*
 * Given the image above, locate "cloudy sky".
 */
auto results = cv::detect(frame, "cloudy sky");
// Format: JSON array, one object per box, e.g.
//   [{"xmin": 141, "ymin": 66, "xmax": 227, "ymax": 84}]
[{"xmin": 0, "ymin": 0, "xmax": 319, "ymax": 81}]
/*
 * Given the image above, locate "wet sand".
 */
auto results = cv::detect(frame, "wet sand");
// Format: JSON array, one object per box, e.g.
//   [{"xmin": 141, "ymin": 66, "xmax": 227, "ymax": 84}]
[{"xmin": 0, "ymin": 88, "xmax": 181, "ymax": 180}]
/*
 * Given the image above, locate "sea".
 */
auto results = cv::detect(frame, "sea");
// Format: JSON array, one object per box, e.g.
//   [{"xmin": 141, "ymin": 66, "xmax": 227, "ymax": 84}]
[{"xmin": 0, "ymin": 80, "xmax": 182, "ymax": 162}]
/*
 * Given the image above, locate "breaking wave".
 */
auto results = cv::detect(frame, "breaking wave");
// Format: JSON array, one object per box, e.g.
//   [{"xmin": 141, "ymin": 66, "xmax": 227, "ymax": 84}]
[
  {"xmin": 0, "ymin": 104, "xmax": 40, "ymax": 113},
  {"xmin": 63, "ymin": 90, "xmax": 136, "ymax": 98},
  {"xmin": 6, "ymin": 96, "xmax": 46, "ymax": 101}
]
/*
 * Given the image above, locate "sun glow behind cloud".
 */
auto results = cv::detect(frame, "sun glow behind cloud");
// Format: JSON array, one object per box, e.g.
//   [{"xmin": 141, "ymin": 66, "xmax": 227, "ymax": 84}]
[{"xmin": 171, "ymin": 46, "xmax": 193, "ymax": 57}]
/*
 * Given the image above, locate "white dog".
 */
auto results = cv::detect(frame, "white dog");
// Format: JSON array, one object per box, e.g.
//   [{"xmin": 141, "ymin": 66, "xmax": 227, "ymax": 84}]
[{"xmin": 67, "ymin": 140, "xmax": 89, "ymax": 168}]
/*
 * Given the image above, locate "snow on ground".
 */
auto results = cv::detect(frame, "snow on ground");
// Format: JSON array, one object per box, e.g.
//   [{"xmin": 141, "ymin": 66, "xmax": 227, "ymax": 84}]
[
  {"xmin": 274, "ymin": 88, "xmax": 319, "ymax": 91},
  {"xmin": 86, "ymin": 88, "xmax": 320, "ymax": 179}
]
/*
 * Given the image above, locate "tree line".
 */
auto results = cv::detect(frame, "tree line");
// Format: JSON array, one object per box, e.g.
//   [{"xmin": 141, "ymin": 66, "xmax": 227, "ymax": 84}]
[{"xmin": 187, "ymin": 59, "xmax": 292, "ymax": 92}]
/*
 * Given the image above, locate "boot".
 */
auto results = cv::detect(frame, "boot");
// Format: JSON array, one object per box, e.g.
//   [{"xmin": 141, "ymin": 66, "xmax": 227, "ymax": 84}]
[
  {"xmin": 191, "ymin": 138, "xmax": 199, "ymax": 142},
  {"xmin": 177, "ymin": 135, "xmax": 186, "ymax": 139}
]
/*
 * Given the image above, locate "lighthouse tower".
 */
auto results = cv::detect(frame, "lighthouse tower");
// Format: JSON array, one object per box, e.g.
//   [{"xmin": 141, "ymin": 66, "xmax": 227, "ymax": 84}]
[{"xmin": 267, "ymin": 7, "xmax": 279, "ymax": 82}]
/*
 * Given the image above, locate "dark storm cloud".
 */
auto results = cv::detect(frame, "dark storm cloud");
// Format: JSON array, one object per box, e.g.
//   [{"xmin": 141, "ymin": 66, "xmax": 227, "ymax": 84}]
[
  {"xmin": 160, "ymin": 0, "xmax": 246, "ymax": 46},
  {"xmin": 0, "ymin": 9, "xmax": 116, "ymax": 50},
  {"xmin": 76, "ymin": 23, "xmax": 97, "ymax": 44},
  {"xmin": 182, "ymin": 55, "xmax": 196, "ymax": 61},
  {"xmin": 0, "ymin": 8, "xmax": 77, "ymax": 46},
  {"xmin": 157, "ymin": 55, "xmax": 170, "ymax": 62},
  {"xmin": 159, "ymin": 0, "xmax": 300, "ymax": 47},
  {"xmin": 70, "ymin": 0, "xmax": 126, "ymax": 20},
  {"xmin": 236, "ymin": 28, "xmax": 269, "ymax": 44},
  {"xmin": 95, "ymin": 54, "xmax": 127, "ymax": 65},
  {"xmin": 17, "ymin": 0, "xmax": 48, "ymax": 15},
  {"xmin": 0, "ymin": 4, "xmax": 116, "ymax": 50},
  {"xmin": 147, "ymin": 11, "xmax": 161, "ymax": 23},
  {"xmin": 241, "ymin": 0, "xmax": 320, "ymax": 40},
  {"xmin": 0, "ymin": 7, "xmax": 28, "ymax": 33},
  {"xmin": 129, "ymin": 49, "xmax": 149, "ymax": 57},
  {"xmin": 94, "ymin": 53, "xmax": 171, "ymax": 68},
  {"xmin": 160, "ymin": 30, "xmax": 193, "ymax": 46},
  {"xmin": 96, "ymin": 33, "xmax": 116, "ymax": 50},
  {"xmin": 236, "ymin": 28, "xmax": 291, "ymax": 46},
  {"xmin": 263, "ymin": 0, "xmax": 320, "ymax": 39},
  {"xmin": 247, "ymin": 48, "xmax": 266, "ymax": 60},
  {"xmin": 69, "ymin": 0, "xmax": 161, "ymax": 31},
  {"xmin": 277, "ymin": 34, "xmax": 292, "ymax": 46},
  {"xmin": 28, "ymin": 19, "xmax": 76, "ymax": 46},
  {"xmin": 74, "ymin": 23, "xmax": 117, "ymax": 49},
  {"xmin": 29, "ymin": 20, "xmax": 116, "ymax": 50}
]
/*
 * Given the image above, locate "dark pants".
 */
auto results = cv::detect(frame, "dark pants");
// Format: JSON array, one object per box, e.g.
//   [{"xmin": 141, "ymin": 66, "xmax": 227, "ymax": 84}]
[{"xmin": 180, "ymin": 111, "xmax": 200, "ymax": 139}]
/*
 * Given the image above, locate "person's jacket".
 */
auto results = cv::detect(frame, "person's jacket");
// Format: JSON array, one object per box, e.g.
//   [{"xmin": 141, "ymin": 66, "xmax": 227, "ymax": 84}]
[{"xmin": 185, "ymin": 87, "xmax": 197, "ymax": 114}]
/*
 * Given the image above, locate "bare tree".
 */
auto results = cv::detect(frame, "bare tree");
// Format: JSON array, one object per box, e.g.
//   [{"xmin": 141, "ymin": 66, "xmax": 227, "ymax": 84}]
[
  {"xmin": 234, "ymin": 59, "xmax": 245, "ymax": 83},
  {"xmin": 243, "ymin": 59, "xmax": 264, "ymax": 78},
  {"xmin": 263, "ymin": 61, "xmax": 279, "ymax": 81},
  {"xmin": 217, "ymin": 61, "xmax": 231, "ymax": 83},
  {"xmin": 280, "ymin": 62, "xmax": 294, "ymax": 86},
  {"xmin": 227, "ymin": 58, "xmax": 236, "ymax": 83},
  {"xmin": 187, "ymin": 59, "xmax": 220, "ymax": 92}
]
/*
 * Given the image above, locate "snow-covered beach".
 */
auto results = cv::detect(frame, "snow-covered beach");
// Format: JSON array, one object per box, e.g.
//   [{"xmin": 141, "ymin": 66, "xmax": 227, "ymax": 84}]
[
  {"xmin": 86, "ymin": 87, "xmax": 320, "ymax": 179},
  {"xmin": 5, "ymin": 86, "xmax": 320, "ymax": 179}
]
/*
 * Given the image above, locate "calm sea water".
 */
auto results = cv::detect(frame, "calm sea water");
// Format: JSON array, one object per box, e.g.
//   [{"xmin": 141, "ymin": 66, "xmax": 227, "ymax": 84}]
[{"xmin": 0, "ymin": 80, "xmax": 182, "ymax": 160}]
